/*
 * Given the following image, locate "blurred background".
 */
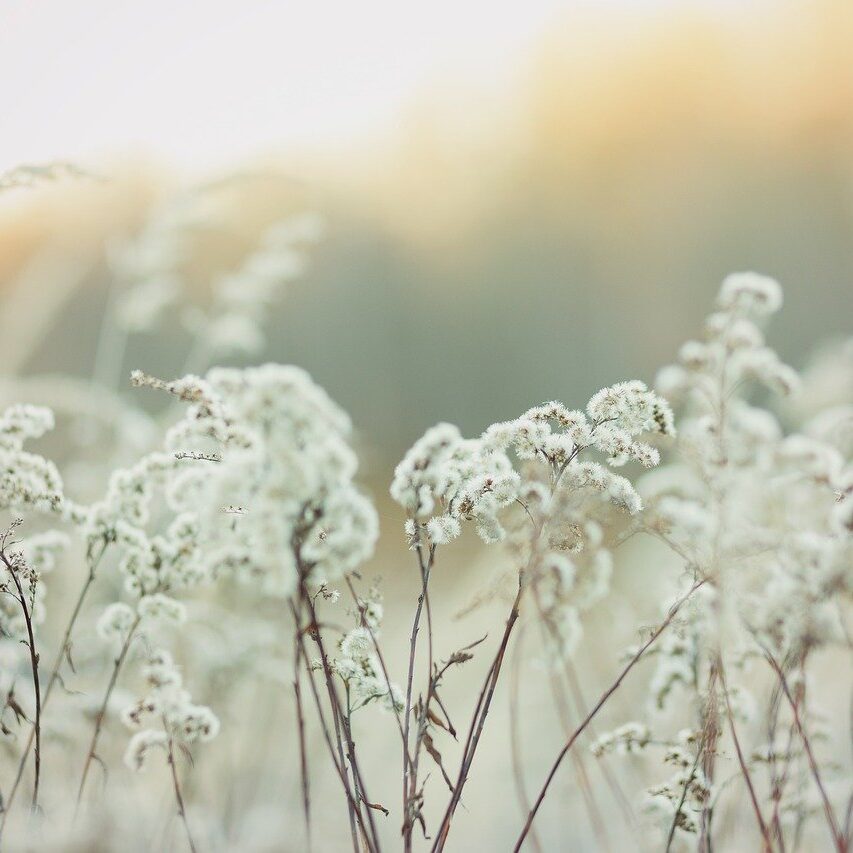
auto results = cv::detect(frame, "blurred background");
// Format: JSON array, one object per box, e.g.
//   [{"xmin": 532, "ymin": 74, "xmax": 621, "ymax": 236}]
[
  {"xmin": 1, "ymin": 1, "xmax": 852, "ymax": 850},
  {"xmin": 3, "ymin": 0, "xmax": 852, "ymax": 455}
]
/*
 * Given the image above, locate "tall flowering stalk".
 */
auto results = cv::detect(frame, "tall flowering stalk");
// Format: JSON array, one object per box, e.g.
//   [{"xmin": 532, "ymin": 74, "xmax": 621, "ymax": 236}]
[
  {"xmin": 580, "ymin": 274, "xmax": 852, "ymax": 852},
  {"xmin": 391, "ymin": 382, "xmax": 675, "ymax": 848},
  {"xmin": 0, "ymin": 255, "xmax": 848, "ymax": 853}
]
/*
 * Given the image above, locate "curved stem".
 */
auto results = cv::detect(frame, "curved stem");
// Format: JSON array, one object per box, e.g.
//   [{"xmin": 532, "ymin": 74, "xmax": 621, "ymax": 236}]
[
  {"xmin": 718, "ymin": 659, "xmax": 773, "ymax": 851},
  {"xmin": 5, "ymin": 563, "xmax": 42, "ymax": 813},
  {"xmin": 0, "ymin": 541, "xmax": 107, "ymax": 838},
  {"xmin": 165, "ymin": 724, "xmax": 198, "ymax": 853},
  {"xmin": 431, "ymin": 577, "xmax": 525, "ymax": 852},
  {"xmin": 513, "ymin": 578, "xmax": 705, "ymax": 851},
  {"xmin": 402, "ymin": 541, "xmax": 434, "ymax": 850},
  {"xmin": 76, "ymin": 614, "xmax": 142, "ymax": 808},
  {"xmin": 765, "ymin": 651, "xmax": 845, "ymax": 851}
]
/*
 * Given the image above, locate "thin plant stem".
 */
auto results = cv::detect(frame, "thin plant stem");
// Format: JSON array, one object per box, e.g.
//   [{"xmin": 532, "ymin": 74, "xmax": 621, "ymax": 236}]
[
  {"xmin": 718, "ymin": 659, "xmax": 773, "ymax": 852},
  {"xmin": 76, "ymin": 614, "xmax": 142, "ymax": 808},
  {"xmin": 298, "ymin": 578, "xmax": 381, "ymax": 853},
  {"xmin": 530, "ymin": 592, "xmax": 609, "ymax": 850},
  {"xmin": 664, "ymin": 744, "xmax": 704, "ymax": 852},
  {"xmin": 764, "ymin": 651, "xmax": 845, "ymax": 851},
  {"xmin": 291, "ymin": 605, "xmax": 312, "ymax": 852},
  {"xmin": 513, "ymin": 577, "xmax": 706, "ymax": 851},
  {"xmin": 0, "ymin": 540, "xmax": 108, "ymax": 838},
  {"xmin": 509, "ymin": 626, "xmax": 542, "ymax": 853},
  {"xmin": 343, "ymin": 576, "xmax": 410, "ymax": 758},
  {"xmin": 563, "ymin": 658, "xmax": 636, "ymax": 831},
  {"xmin": 405, "ymin": 560, "xmax": 436, "ymax": 842},
  {"xmin": 402, "ymin": 540, "xmax": 434, "ymax": 851},
  {"xmin": 290, "ymin": 599, "xmax": 362, "ymax": 853},
  {"xmin": 164, "ymin": 721, "xmax": 199, "ymax": 853},
  {"xmin": 2, "ymin": 553, "xmax": 42, "ymax": 813},
  {"xmin": 431, "ymin": 576, "xmax": 525, "ymax": 853}
]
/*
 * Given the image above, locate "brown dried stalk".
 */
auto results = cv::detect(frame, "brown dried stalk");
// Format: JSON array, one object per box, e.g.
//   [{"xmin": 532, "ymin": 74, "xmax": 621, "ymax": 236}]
[
  {"xmin": 563, "ymin": 659, "xmax": 636, "ymax": 831},
  {"xmin": 0, "ymin": 542, "xmax": 42, "ymax": 813},
  {"xmin": 718, "ymin": 658, "xmax": 773, "ymax": 851},
  {"xmin": 76, "ymin": 613, "xmax": 142, "ymax": 807},
  {"xmin": 513, "ymin": 577, "xmax": 706, "ymax": 851},
  {"xmin": 296, "ymin": 574, "xmax": 382, "ymax": 853},
  {"xmin": 343, "ymin": 575, "xmax": 410, "ymax": 758},
  {"xmin": 529, "ymin": 588, "xmax": 610, "ymax": 850},
  {"xmin": 402, "ymin": 539, "xmax": 435, "ymax": 851},
  {"xmin": 431, "ymin": 576, "xmax": 525, "ymax": 852},
  {"xmin": 764, "ymin": 650, "xmax": 845, "ymax": 851},
  {"xmin": 509, "ymin": 626, "xmax": 543, "ymax": 853},
  {"xmin": 290, "ymin": 598, "xmax": 362, "ymax": 853},
  {"xmin": 0, "ymin": 539, "xmax": 109, "ymax": 835},
  {"xmin": 164, "ymin": 718, "xmax": 199, "ymax": 853},
  {"xmin": 291, "ymin": 605, "xmax": 312, "ymax": 851}
]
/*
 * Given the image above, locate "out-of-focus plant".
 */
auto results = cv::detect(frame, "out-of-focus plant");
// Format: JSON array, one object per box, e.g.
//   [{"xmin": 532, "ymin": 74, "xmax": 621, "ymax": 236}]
[{"xmin": 0, "ymin": 166, "xmax": 849, "ymax": 853}]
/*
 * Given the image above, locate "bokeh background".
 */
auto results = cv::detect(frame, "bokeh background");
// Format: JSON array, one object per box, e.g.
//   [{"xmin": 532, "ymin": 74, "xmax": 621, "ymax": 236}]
[{"xmin": 1, "ymin": 1, "xmax": 852, "ymax": 850}]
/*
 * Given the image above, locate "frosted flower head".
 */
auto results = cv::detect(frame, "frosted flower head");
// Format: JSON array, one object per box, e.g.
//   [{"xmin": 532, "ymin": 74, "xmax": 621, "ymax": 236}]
[
  {"xmin": 133, "ymin": 364, "xmax": 377, "ymax": 595},
  {"xmin": 590, "ymin": 722, "xmax": 651, "ymax": 757},
  {"xmin": 0, "ymin": 404, "xmax": 55, "ymax": 448},
  {"xmin": 0, "ymin": 405, "xmax": 64, "ymax": 513},
  {"xmin": 19, "ymin": 530, "xmax": 70, "ymax": 574},
  {"xmin": 138, "ymin": 593, "xmax": 187, "ymax": 624},
  {"xmin": 587, "ymin": 381, "xmax": 675, "ymax": 438},
  {"xmin": 392, "ymin": 422, "xmax": 518, "ymax": 545},
  {"xmin": 97, "ymin": 602, "xmax": 136, "ymax": 643},
  {"xmin": 124, "ymin": 729, "xmax": 168, "ymax": 771},
  {"xmin": 717, "ymin": 272, "xmax": 783, "ymax": 316}
]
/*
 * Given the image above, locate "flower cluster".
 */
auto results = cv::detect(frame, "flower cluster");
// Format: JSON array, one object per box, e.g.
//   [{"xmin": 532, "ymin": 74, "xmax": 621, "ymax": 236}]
[
  {"xmin": 599, "ymin": 273, "xmax": 853, "ymax": 842},
  {"xmin": 198, "ymin": 214, "xmax": 324, "ymax": 358},
  {"xmin": 122, "ymin": 648, "xmax": 219, "ymax": 771},
  {"xmin": 142, "ymin": 363, "xmax": 379, "ymax": 597},
  {"xmin": 590, "ymin": 721, "xmax": 651, "ymax": 756},
  {"xmin": 0, "ymin": 405, "xmax": 64, "ymax": 513},
  {"xmin": 392, "ymin": 422, "xmax": 520, "ymax": 546},
  {"xmin": 113, "ymin": 188, "xmax": 322, "ymax": 362},
  {"xmin": 330, "ymin": 586, "xmax": 403, "ymax": 714},
  {"xmin": 394, "ymin": 385, "xmax": 673, "ymax": 553}
]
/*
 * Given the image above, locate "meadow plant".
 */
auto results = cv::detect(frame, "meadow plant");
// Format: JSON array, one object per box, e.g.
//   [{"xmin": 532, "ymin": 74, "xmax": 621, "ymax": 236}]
[{"xmin": 0, "ymin": 184, "xmax": 849, "ymax": 853}]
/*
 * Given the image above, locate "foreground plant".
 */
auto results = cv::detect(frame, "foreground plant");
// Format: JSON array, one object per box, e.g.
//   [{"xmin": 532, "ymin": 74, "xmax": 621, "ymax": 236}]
[
  {"xmin": 581, "ymin": 274, "xmax": 852, "ymax": 851},
  {"xmin": 0, "ymin": 268, "xmax": 848, "ymax": 853}
]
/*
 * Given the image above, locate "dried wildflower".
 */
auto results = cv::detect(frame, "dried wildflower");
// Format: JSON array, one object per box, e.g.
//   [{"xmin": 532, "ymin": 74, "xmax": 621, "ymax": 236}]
[
  {"xmin": 590, "ymin": 722, "xmax": 651, "ymax": 756},
  {"xmin": 0, "ymin": 405, "xmax": 64, "ymax": 513}
]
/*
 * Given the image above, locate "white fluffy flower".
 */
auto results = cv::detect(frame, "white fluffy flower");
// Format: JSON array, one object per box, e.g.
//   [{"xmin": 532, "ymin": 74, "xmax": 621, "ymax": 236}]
[
  {"xmin": 97, "ymin": 602, "xmax": 136, "ymax": 642},
  {"xmin": 717, "ymin": 271, "xmax": 783, "ymax": 316},
  {"xmin": 124, "ymin": 729, "xmax": 168, "ymax": 771}
]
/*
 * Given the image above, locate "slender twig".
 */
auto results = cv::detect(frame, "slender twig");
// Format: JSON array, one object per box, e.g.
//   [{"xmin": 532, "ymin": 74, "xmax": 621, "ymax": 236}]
[
  {"xmin": 290, "ymin": 599, "xmax": 362, "ymax": 853},
  {"xmin": 530, "ymin": 593, "xmax": 610, "ymax": 850},
  {"xmin": 563, "ymin": 659, "xmax": 636, "ymax": 831},
  {"xmin": 291, "ymin": 605, "xmax": 312, "ymax": 851},
  {"xmin": 406, "ymin": 568, "xmax": 437, "ymax": 841},
  {"xmin": 0, "ymin": 539, "xmax": 108, "ymax": 838},
  {"xmin": 664, "ymin": 744, "xmax": 704, "ymax": 852},
  {"xmin": 76, "ymin": 614, "xmax": 142, "ymax": 808},
  {"xmin": 513, "ymin": 577, "xmax": 706, "ymax": 851},
  {"xmin": 298, "ymin": 577, "xmax": 381, "ymax": 853},
  {"xmin": 764, "ymin": 651, "xmax": 845, "ymax": 851},
  {"xmin": 164, "ymin": 720, "xmax": 199, "ymax": 853},
  {"xmin": 718, "ymin": 659, "xmax": 773, "ymax": 851},
  {"xmin": 509, "ymin": 627, "xmax": 542, "ymax": 853},
  {"xmin": 2, "ymin": 551, "xmax": 42, "ymax": 813},
  {"xmin": 402, "ymin": 540, "xmax": 434, "ymax": 850},
  {"xmin": 431, "ymin": 576, "xmax": 525, "ymax": 852},
  {"xmin": 344, "ymin": 575, "xmax": 409, "ymax": 758},
  {"xmin": 698, "ymin": 662, "xmax": 720, "ymax": 852}
]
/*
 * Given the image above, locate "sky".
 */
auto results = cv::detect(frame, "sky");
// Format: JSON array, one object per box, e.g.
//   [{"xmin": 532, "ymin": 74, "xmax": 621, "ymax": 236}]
[
  {"xmin": 1, "ymin": 0, "xmax": 754, "ymax": 177},
  {"xmin": 2, "ymin": 0, "xmax": 563, "ymax": 174}
]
